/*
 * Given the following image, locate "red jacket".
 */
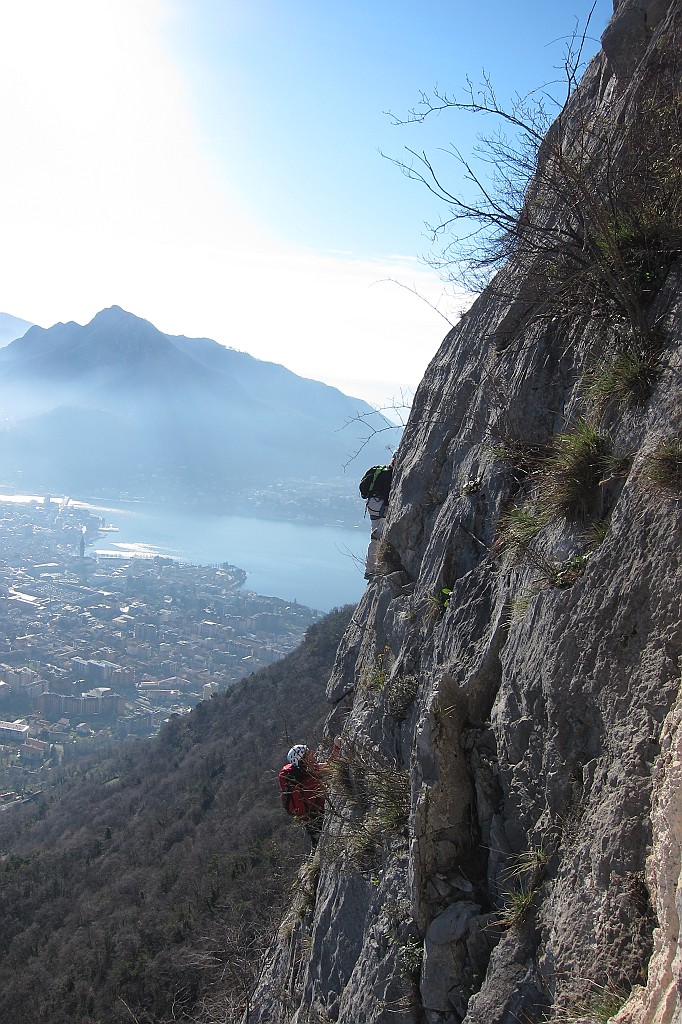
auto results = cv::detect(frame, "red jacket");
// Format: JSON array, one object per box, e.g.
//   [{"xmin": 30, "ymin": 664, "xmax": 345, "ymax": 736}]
[{"xmin": 279, "ymin": 762, "xmax": 326, "ymax": 819}]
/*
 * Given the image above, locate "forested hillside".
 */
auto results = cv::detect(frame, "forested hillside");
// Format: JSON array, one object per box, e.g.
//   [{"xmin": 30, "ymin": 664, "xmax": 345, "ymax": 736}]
[{"xmin": 0, "ymin": 605, "xmax": 354, "ymax": 1024}]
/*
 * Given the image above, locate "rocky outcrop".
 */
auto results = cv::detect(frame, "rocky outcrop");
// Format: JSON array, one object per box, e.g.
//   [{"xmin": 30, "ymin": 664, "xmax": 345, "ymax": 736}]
[
  {"xmin": 247, "ymin": 2, "xmax": 682, "ymax": 1022},
  {"xmin": 612, "ymin": 690, "xmax": 682, "ymax": 1024}
]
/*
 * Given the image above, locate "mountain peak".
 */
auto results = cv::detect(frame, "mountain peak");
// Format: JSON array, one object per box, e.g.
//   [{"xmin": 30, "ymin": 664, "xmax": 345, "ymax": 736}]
[
  {"xmin": 0, "ymin": 305, "xmax": 393, "ymax": 501},
  {"xmin": 89, "ymin": 305, "xmax": 144, "ymax": 327}
]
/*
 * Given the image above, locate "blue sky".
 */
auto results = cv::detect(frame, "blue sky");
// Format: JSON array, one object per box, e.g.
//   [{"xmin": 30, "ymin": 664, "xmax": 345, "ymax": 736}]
[
  {"xmin": 172, "ymin": 0, "xmax": 612, "ymax": 255},
  {"xmin": 0, "ymin": 0, "xmax": 613, "ymax": 408}
]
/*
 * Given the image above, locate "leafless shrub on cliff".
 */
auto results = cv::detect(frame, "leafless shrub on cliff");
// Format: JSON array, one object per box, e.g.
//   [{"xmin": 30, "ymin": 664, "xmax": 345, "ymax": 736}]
[
  {"xmin": 488, "ymin": 432, "xmax": 550, "ymax": 480},
  {"xmin": 341, "ymin": 394, "xmax": 409, "ymax": 467},
  {"xmin": 386, "ymin": 14, "xmax": 682, "ymax": 361},
  {"xmin": 384, "ymin": 69, "xmax": 554, "ymax": 291},
  {"xmin": 325, "ymin": 752, "xmax": 357, "ymax": 804},
  {"xmin": 326, "ymin": 744, "xmax": 411, "ymax": 870},
  {"xmin": 343, "ymin": 747, "xmax": 410, "ymax": 831}
]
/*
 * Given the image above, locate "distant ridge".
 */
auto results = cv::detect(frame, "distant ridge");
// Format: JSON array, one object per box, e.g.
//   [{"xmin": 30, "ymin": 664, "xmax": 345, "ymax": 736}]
[
  {"xmin": 0, "ymin": 306, "xmax": 395, "ymax": 512},
  {"xmin": 0, "ymin": 312, "xmax": 33, "ymax": 348}
]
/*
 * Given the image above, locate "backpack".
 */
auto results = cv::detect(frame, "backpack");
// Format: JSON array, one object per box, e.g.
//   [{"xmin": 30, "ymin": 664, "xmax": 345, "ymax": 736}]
[
  {"xmin": 359, "ymin": 465, "xmax": 392, "ymax": 501},
  {"xmin": 279, "ymin": 763, "xmax": 324, "ymax": 818}
]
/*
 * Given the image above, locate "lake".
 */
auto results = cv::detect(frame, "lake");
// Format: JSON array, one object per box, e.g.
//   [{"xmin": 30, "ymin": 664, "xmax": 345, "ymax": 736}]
[{"xmin": 77, "ymin": 499, "xmax": 368, "ymax": 612}]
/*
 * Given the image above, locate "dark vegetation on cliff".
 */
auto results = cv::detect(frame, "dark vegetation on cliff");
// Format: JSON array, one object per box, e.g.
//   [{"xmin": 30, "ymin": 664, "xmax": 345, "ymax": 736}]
[{"xmin": 0, "ymin": 605, "xmax": 353, "ymax": 1024}]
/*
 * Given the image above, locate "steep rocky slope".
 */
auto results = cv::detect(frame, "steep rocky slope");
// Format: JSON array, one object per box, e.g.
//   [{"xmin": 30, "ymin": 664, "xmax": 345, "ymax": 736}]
[{"xmin": 247, "ymin": 2, "xmax": 682, "ymax": 1022}]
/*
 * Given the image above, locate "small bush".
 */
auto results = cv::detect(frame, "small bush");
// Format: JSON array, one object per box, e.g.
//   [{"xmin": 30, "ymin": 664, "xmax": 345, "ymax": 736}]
[
  {"xmin": 327, "ymin": 746, "xmax": 411, "ymax": 870},
  {"xmin": 644, "ymin": 438, "xmax": 682, "ymax": 493},
  {"xmin": 361, "ymin": 646, "xmax": 390, "ymax": 692},
  {"xmin": 399, "ymin": 937, "xmax": 423, "ymax": 981},
  {"xmin": 583, "ymin": 336, "xmax": 665, "ymax": 410},
  {"xmin": 325, "ymin": 754, "xmax": 356, "ymax": 803},
  {"xmin": 495, "ymin": 885, "xmax": 535, "ymax": 928},
  {"xmin": 494, "ymin": 504, "xmax": 549, "ymax": 557},
  {"xmin": 548, "ymin": 552, "xmax": 590, "ymax": 588},
  {"xmin": 377, "ymin": 539, "xmax": 403, "ymax": 574},
  {"xmin": 542, "ymin": 420, "xmax": 613, "ymax": 520},
  {"xmin": 386, "ymin": 674, "xmax": 420, "ymax": 720},
  {"xmin": 347, "ymin": 817, "xmax": 385, "ymax": 871},
  {"xmin": 358, "ymin": 752, "xmax": 410, "ymax": 834}
]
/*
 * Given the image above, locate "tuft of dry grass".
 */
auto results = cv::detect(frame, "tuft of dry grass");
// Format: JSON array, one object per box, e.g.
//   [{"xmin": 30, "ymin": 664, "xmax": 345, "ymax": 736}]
[
  {"xmin": 541, "ymin": 419, "xmax": 613, "ymax": 521},
  {"xmin": 644, "ymin": 437, "xmax": 682, "ymax": 494}
]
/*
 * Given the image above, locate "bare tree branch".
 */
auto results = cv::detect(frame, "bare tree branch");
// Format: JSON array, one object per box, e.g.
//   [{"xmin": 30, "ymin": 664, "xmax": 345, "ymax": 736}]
[{"xmin": 372, "ymin": 276, "xmax": 462, "ymax": 328}]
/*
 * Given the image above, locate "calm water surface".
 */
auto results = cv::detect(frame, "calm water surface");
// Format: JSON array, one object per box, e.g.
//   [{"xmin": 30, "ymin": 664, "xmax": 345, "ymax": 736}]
[{"xmin": 81, "ymin": 500, "xmax": 367, "ymax": 612}]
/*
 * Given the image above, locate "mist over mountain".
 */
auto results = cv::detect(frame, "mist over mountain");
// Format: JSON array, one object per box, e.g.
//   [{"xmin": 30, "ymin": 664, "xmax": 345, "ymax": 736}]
[
  {"xmin": 0, "ymin": 306, "xmax": 394, "ymax": 506},
  {"xmin": 0, "ymin": 312, "xmax": 33, "ymax": 348}
]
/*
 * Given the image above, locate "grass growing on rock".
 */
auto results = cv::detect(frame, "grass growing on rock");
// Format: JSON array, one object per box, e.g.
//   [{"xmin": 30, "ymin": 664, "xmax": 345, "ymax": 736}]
[
  {"xmin": 541, "ymin": 419, "xmax": 614, "ymax": 521},
  {"xmin": 326, "ymin": 745, "xmax": 411, "ymax": 870},
  {"xmin": 582, "ymin": 336, "xmax": 666, "ymax": 410},
  {"xmin": 554, "ymin": 981, "xmax": 629, "ymax": 1023},
  {"xmin": 644, "ymin": 437, "xmax": 682, "ymax": 493}
]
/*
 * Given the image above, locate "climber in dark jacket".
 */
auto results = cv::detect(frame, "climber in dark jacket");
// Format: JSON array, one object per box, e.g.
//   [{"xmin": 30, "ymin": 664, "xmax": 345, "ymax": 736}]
[{"xmin": 362, "ymin": 459, "xmax": 394, "ymax": 579}]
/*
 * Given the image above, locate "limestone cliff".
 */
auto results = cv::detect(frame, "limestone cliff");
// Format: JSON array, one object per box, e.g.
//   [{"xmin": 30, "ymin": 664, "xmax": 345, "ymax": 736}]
[{"xmin": 247, "ymin": 2, "xmax": 682, "ymax": 1021}]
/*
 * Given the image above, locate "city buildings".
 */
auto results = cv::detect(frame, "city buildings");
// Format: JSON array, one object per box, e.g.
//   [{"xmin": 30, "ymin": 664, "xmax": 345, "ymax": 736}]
[{"xmin": 0, "ymin": 497, "xmax": 320, "ymax": 795}]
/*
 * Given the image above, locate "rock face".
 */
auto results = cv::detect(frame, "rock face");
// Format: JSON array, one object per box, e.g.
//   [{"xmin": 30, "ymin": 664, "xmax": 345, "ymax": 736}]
[{"xmin": 247, "ymin": 2, "xmax": 682, "ymax": 1022}]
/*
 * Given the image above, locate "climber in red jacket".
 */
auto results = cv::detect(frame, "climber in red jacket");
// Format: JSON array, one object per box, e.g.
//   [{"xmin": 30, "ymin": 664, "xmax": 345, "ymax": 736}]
[{"xmin": 279, "ymin": 739, "xmax": 341, "ymax": 847}]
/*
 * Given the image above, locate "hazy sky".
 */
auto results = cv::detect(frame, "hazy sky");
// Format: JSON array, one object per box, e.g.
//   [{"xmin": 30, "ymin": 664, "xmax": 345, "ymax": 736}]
[{"xmin": 0, "ymin": 0, "xmax": 612, "ymax": 408}]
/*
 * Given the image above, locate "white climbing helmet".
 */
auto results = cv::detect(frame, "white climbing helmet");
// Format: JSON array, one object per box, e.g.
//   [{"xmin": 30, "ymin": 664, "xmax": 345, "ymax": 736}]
[{"xmin": 287, "ymin": 744, "xmax": 308, "ymax": 766}]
